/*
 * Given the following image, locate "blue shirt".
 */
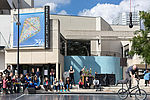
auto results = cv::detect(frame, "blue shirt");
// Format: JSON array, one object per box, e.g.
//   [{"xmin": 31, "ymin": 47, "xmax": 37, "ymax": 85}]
[
  {"xmin": 126, "ymin": 66, "xmax": 138, "ymax": 75},
  {"xmin": 144, "ymin": 71, "xmax": 150, "ymax": 80}
]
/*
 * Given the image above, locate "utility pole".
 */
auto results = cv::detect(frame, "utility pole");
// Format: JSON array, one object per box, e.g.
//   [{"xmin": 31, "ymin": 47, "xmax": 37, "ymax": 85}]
[{"xmin": 16, "ymin": 0, "xmax": 20, "ymax": 75}]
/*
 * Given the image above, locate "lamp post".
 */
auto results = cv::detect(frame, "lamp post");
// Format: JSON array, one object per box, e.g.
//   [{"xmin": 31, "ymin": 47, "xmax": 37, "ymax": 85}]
[{"xmin": 16, "ymin": 0, "xmax": 20, "ymax": 75}]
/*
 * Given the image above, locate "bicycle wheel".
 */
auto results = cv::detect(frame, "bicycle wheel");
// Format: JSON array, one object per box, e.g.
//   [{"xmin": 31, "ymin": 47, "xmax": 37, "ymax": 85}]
[
  {"xmin": 118, "ymin": 88, "xmax": 128, "ymax": 100},
  {"xmin": 135, "ymin": 89, "xmax": 147, "ymax": 100}
]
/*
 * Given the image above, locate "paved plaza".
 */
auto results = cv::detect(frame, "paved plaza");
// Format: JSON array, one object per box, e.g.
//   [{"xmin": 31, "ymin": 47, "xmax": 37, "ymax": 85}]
[{"xmin": 0, "ymin": 94, "xmax": 149, "ymax": 100}]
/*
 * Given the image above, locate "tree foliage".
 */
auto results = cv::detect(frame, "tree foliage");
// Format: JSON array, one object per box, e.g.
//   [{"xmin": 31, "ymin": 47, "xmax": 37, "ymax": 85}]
[{"xmin": 129, "ymin": 11, "xmax": 150, "ymax": 64}]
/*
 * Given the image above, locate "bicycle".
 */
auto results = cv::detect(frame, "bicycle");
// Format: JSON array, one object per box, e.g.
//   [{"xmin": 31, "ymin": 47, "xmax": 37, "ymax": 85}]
[{"xmin": 117, "ymin": 79, "xmax": 147, "ymax": 100}]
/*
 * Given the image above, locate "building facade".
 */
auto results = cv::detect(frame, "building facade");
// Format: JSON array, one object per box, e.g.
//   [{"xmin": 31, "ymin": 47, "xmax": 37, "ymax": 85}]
[
  {"xmin": 0, "ymin": 5, "xmax": 147, "ymax": 84},
  {"xmin": 112, "ymin": 12, "xmax": 140, "ymax": 25}
]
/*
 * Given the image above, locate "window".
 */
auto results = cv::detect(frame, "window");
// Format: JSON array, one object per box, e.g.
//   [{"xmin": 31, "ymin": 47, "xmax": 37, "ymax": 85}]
[{"xmin": 67, "ymin": 40, "xmax": 90, "ymax": 56}]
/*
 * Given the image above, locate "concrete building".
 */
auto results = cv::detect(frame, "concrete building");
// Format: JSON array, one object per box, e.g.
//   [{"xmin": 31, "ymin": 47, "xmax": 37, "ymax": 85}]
[
  {"xmin": 0, "ymin": 0, "xmax": 34, "ymax": 71},
  {"xmin": 3, "ymin": 7, "xmax": 145, "ymax": 84},
  {"xmin": 0, "ymin": 0, "xmax": 146, "ymax": 84},
  {"xmin": 112, "ymin": 12, "xmax": 140, "ymax": 25}
]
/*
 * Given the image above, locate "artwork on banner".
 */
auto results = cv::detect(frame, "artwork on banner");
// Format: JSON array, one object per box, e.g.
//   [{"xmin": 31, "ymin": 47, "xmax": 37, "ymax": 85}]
[{"xmin": 13, "ymin": 12, "xmax": 45, "ymax": 47}]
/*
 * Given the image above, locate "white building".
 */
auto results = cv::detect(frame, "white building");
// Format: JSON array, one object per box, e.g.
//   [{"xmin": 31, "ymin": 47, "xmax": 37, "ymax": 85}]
[
  {"xmin": 0, "ymin": 0, "xmax": 34, "ymax": 71},
  {"xmin": 112, "ymin": 12, "xmax": 140, "ymax": 26}
]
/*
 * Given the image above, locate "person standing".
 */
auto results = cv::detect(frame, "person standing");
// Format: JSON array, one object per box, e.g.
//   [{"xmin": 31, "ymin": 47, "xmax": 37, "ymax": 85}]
[
  {"xmin": 30, "ymin": 68, "xmax": 35, "ymax": 78},
  {"xmin": 3, "ymin": 65, "xmax": 12, "ymax": 75},
  {"xmin": 125, "ymin": 65, "xmax": 139, "ymax": 89},
  {"xmin": 144, "ymin": 70, "xmax": 150, "ymax": 86},
  {"xmin": 36, "ymin": 68, "xmax": 41, "ymax": 78},
  {"xmin": 50, "ymin": 69, "xmax": 55, "ymax": 85},
  {"xmin": 69, "ymin": 66, "xmax": 75, "ymax": 87}
]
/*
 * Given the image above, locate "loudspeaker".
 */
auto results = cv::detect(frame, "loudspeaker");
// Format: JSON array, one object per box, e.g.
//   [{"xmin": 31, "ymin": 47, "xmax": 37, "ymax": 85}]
[
  {"xmin": 27, "ymin": 87, "xmax": 36, "ymax": 94},
  {"xmin": 107, "ymin": 74, "xmax": 116, "ymax": 85},
  {"xmin": 95, "ymin": 74, "xmax": 116, "ymax": 86},
  {"xmin": 95, "ymin": 74, "xmax": 108, "ymax": 86}
]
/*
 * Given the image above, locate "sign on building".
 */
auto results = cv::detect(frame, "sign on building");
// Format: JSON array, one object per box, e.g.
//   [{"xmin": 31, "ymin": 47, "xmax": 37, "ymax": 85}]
[{"xmin": 13, "ymin": 6, "xmax": 50, "ymax": 48}]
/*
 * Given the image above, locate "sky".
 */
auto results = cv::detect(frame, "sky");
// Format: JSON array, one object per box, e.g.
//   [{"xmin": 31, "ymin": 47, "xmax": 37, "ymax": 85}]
[{"xmin": 34, "ymin": 0, "xmax": 150, "ymax": 24}]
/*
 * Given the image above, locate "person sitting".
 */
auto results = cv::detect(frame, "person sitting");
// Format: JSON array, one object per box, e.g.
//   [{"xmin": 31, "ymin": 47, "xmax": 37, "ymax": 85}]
[
  {"xmin": 25, "ymin": 73, "xmax": 31, "ymax": 89},
  {"xmin": 85, "ymin": 77, "xmax": 90, "ymax": 89},
  {"xmin": 34, "ymin": 76, "xmax": 41, "ymax": 90},
  {"xmin": 65, "ymin": 77, "xmax": 70, "ymax": 91},
  {"xmin": 28, "ymin": 77, "xmax": 35, "ymax": 88},
  {"xmin": 78, "ymin": 79, "xmax": 83, "ymax": 88},
  {"xmin": 53, "ymin": 78, "xmax": 59, "ymax": 92},
  {"xmin": 59, "ymin": 79, "xmax": 64, "ymax": 92},
  {"xmin": 93, "ymin": 78, "xmax": 100, "ymax": 89},
  {"xmin": 43, "ymin": 77, "xmax": 51, "ymax": 91}
]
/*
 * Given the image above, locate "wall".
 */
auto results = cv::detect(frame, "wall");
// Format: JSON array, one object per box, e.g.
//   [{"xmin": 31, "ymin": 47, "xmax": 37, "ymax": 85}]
[
  {"xmin": 6, "ymin": 9, "xmax": 60, "ymax": 65},
  {"xmin": 111, "ymin": 25, "xmax": 140, "ymax": 31},
  {"xmin": 101, "ymin": 40, "xmax": 122, "ymax": 57},
  {"xmin": 51, "ymin": 15, "xmax": 97, "ymax": 35},
  {"xmin": 0, "ymin": 15, "xmax": 11, "ymax": 47},
  {"xmin": 100, "ymin": 17, "xmax": 113, "ymax": 31},
  {"xmin": 64, "ymin": 56, "xmax": 122, "ymax": 84},
  {"xmin": 0, "ymin": 51, "xmax": 5, "ymax": 70}
]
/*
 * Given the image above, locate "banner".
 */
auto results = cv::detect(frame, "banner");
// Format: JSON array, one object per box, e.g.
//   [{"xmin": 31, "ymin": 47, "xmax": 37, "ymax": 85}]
[{"xmin": 13, "ymin": 12, "xmax": 45, "ymax": 47}]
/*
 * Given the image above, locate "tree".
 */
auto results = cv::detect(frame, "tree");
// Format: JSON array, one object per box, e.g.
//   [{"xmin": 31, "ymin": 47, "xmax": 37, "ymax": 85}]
[{"xmin": 129, "ymin": 11, "xmax": 150, "ymax": 65}]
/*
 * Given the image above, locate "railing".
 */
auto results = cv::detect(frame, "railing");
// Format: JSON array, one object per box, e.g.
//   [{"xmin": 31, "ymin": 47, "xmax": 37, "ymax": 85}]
[{"xmin": 91, "ymin": 51, "xmax": 122, "ymax": 57}]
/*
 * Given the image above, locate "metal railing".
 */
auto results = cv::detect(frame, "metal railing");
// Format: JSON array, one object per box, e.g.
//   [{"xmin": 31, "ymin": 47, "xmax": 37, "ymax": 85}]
[{"xmin": 91, "ymin": 51, "xmax": 122, "ymax": 57}]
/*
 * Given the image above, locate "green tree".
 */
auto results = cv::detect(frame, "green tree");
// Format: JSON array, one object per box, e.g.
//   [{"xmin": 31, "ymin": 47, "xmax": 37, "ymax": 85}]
[{"xmin": 129, "ymin": 11, "xmax": 150, "ymax": 65}]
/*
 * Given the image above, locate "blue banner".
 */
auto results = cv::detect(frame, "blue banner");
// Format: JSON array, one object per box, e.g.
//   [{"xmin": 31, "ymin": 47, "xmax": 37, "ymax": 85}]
[{"xmin": 13, "ymin": 12, "xmax": 45, "ymax": 47}]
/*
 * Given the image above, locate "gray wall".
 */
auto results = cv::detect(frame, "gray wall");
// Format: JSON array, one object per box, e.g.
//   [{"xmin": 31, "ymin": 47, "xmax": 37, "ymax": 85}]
[
  {"xmin": 0, "ymin": 15, "xmax": 11, "ymax": 47},
  {"xmin": 0, "ymin": 51, "xmax": 5, "ymax": 70}
]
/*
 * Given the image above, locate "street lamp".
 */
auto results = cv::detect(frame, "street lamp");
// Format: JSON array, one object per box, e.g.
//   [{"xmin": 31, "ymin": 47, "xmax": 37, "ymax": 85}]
[{"xmin": 16, "ymin": 0, "xmax": 21, "ymax": 75}]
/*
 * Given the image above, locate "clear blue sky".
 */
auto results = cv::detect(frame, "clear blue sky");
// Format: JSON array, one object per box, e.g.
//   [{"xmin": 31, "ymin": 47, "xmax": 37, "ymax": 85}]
[{"xmin": 56, "ymin": 0, "xmax": 122, "ymax": 15}]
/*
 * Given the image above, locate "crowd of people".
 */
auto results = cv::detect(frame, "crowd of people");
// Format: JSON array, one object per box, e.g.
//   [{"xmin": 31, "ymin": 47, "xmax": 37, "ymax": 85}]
[
  {"xmin": 78, "ymin": 66, "xmax": 99, "ymax": 89},
  {"xmin": 0, "ymin": 65, "xmax": 76, "ymax": 94},
  {"xmin": 2, "ymin": 64, "xmax": 149, "ymax": 94},
  {"xmin": 0, "ymin": 66, "xmax": 42, "ymax": 94}
]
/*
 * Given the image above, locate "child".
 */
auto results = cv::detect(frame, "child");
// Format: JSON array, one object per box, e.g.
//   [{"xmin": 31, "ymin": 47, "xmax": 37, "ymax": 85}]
[
  {"xmin": 3, "ymin": 76, "xmax": 7, "ymax": 94},
  {"xmin": 144, "ymin": 70, "xmax": 150, "ymax": 86},
  {"xmin": 59, "ymin": 79, "xmax": 64, "ymax": 92}
]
